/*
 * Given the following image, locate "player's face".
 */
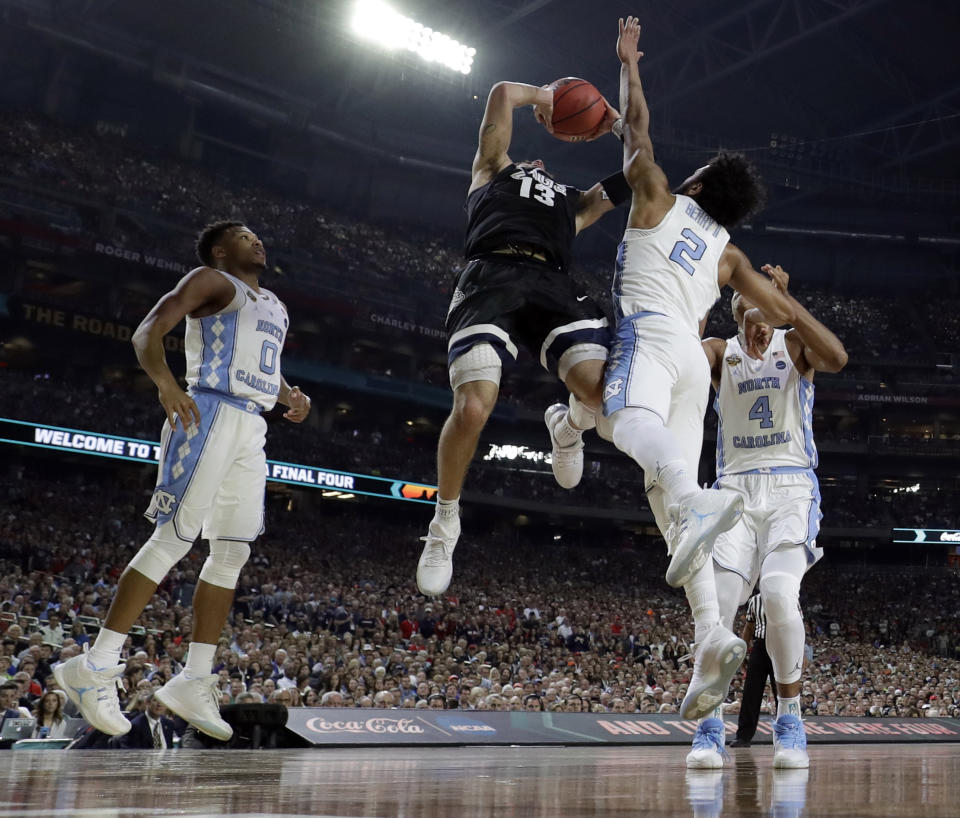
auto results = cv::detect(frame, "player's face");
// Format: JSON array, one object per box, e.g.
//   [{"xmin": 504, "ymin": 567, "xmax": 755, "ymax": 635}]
[{"xmin": 227, "ymin": 226, "xmax": 267, "ymax": 268}]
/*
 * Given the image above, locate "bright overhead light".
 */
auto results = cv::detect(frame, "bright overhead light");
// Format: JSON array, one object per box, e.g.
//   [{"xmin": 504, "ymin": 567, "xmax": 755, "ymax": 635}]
[{"xmin": 351, "ymin": 0, "xmax": 476, "ymax": 75}]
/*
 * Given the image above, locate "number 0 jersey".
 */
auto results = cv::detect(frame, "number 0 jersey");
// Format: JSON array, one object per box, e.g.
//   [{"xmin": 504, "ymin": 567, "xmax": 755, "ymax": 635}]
[
  {"xmin": 464, "ymin": 163, "xmax": 581, "ymax": 271},
  {"xmin": 613, "ymin": 194, "xmax": 729, "ymax": 333},
  {"xmin": 184, "ymin": 269, "xmax": 288, "ymax": 411},
  {"xmin": 715, "ymin": 329, "xmax": 817, "ymax": 477}
]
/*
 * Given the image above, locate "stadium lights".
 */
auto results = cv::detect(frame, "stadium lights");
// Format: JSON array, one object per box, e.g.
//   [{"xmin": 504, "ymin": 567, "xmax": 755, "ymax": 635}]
[{"xmin": 350, "ymin": 0, "xmax": 476, "ymax": 74}]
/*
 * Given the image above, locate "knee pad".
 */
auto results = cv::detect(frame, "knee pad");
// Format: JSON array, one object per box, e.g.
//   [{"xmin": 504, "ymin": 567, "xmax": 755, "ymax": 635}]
[
  {"xmin": 449, "ymin": 343, "xmax": 502, "ymax": 390},
  {"xmin": 128, "ymin": 524, "xmax": 194, "ymax": 584},
  {"xmin": 199, "ymin": 539, "xmax": 252, "ymax": 589},
  {"xmin": 759, "ymin": 571, "xmax": 802, "ymax": 627}
]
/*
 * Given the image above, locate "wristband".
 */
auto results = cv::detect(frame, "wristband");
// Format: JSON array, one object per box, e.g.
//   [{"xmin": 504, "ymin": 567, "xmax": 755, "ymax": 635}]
[{"xmin": 600, "ymin": 170, "xmax": 631, "ymax": 207}]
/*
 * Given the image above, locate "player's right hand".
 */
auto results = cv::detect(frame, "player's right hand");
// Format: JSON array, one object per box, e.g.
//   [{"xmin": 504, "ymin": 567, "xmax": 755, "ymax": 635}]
[
  {"xmin": 617, "ymin": 16, "xmax": 644, "ymax": 65},
  {"xmin": 159, "ymin": 383, "xmax": 201, "ymax": 432}
]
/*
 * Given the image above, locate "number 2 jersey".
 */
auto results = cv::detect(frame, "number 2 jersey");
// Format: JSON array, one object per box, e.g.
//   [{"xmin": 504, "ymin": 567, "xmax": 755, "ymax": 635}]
[
  {"xmin": 715, "ymin": 328, "xmax": 817, "ymax": 477},
  {"xmin": 463, "ymin": 163, "xmax": 581, "ymax": 271},
  {"xmin": 613, "ymin": 194, "xmax": 729, "ymax": 332},
  {"xmin": 183, "ymin": 269, "xmax": 288, "ymax": 411}
]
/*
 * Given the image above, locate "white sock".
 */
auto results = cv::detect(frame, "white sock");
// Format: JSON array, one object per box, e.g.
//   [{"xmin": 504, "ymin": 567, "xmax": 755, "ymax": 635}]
[
  {"xmin": 552, "ymin": 412, "xmax": 584, "ymax": 448},
  {"xmin": 183, "ymin": 641, "xmax": 217, "ymax": 679},
  {"xmin": 777, "ymin": 695, "xmax": 801, "ymax": 719},
  {"xmin": 567, "ymin": 394, "xmax": 598, "ymax": 432},
  {"xmin": 685, "ymin": 561, "xmax": 720, "ymax": 645},
  {"xmin": 657, "ymin": 461, "xmax": 700, "ymax": 506},
  {"xmin": 86, "ymin": 627, "xmax": 127, "ymax": 670}
]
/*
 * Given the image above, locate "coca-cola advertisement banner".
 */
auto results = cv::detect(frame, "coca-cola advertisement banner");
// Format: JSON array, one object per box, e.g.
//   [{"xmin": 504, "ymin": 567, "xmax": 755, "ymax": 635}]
[{"xmin": 284, "ymin": 710, "xmax": 960, "ymax": 747}]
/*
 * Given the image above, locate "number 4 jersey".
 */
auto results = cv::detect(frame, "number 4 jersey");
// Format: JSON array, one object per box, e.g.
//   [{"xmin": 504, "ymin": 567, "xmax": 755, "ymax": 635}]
[
  {"xmin": 184, "ymin": 269, "xmax": 288, "ymax": 411},
  {"xmin": 715, "ymin": 328, "xmax": 817, "ymax": 477}
]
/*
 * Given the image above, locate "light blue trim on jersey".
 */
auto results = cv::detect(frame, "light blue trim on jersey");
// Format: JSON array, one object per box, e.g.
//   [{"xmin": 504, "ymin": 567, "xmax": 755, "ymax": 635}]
[
  {"xmin": 189, "ymin": 387, "xmax": 264, "ymax": 414},
  {"xmin": 198, "ymin": 310, "xmax": 239, "ymax": 394},
  {"xmin": 805, "ymin": 470, "xmax": 824, "ymax": 565},
  {"xmin": 602, "ymin": 312, "xmax": 669, "ymax": 418},
  {"xmin": 798, "ymin": 374, "xmax": 818, "ymax": 468},
  {"xmin": 713, "ymin": 394, "xmax": 726, "ymax": 477},
  {"xmin": 612, "ymin": 241, "xmax": 626, "ymax": 322},
  {"xmin": 144, "ymin": 395, "xmax": 223, "ymax": 536}
]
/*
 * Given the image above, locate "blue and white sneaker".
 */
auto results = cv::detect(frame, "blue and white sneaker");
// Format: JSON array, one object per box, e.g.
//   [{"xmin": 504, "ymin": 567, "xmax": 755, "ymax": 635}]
[
  {"xmin": 686, "ymin": 717, "xmax": 726, "ymax": 769},
  {"xmin": 665, "ymin": 489, "xmax": 743, "ymax": 587},
  {"xmin": 53, "ymin": 645, "xmax": 130, "ymax": 735},
  {"xmin": 773, "ymin": 714, "xmax": 809, "ymax": 768}
]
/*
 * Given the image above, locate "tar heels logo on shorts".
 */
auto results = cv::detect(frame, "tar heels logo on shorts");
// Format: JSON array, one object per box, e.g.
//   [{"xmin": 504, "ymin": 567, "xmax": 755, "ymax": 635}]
[
  {"xmin": 776, "ymin": 360, "xmax": 787, "ymax": 370},
  {"xmin": 604, "ymin": 378, "xmax": 624, "ymax": 402},
  {"xmin": 150, "ymin": 489, "xmax": 177, "ymax": 515},
  {"xmin": 726, "ymin": 354, "xmax": 742, "ymax": 367}
]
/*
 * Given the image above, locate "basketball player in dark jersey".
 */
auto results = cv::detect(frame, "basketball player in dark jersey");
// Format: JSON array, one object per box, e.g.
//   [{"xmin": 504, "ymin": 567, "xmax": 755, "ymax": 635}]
[{"xmin": 417, "ymin": 79, "xmax": 631, "ymax": 596}]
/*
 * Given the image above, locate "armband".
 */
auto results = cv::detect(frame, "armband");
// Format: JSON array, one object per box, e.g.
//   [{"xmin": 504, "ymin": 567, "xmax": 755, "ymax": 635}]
[{"xmin": 600, "ymin": 171, "xmax": 631, "ymax": 207}]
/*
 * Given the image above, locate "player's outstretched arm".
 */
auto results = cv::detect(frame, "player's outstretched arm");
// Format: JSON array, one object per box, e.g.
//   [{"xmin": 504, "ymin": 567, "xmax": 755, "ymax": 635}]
[
  {"xmin": 279, "ymin": 377, "xmax": 312, "ymax": 423},
  {"xmin": 764, "ymin": 264, "xmax": 848, "ymax": 374},
  {"xmin": 724, "ymin": 244, "xmax": 796, "ymax": 327},
  {"xmin": 616, "ymin": 17, "xmax": 670, "ymax": 210},
  {"xmin": 132, "ymin": 266, "xmax": 234, "ymax": 431},
  {"xmin": 470, "ymin": 82, "xmax": 552, "ymax": 190}
]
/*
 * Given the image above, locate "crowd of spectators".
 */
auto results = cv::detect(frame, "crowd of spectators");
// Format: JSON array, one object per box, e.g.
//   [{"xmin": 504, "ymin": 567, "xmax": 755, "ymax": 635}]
[
  {"xmin": 4, "ymin": 366, "xmax": 960, "ymax": 528},
  {"xmin": 3, "ymin": 109, "xmax": 959, "ymax": 365},
  {"xmin": 2, "ymin": 468, "xmax": 959, "ymax": 728}
]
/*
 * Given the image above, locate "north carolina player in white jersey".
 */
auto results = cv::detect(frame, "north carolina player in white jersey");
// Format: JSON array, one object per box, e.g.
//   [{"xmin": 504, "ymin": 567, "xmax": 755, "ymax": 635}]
[
  {"xmin": 607, "ymin": 17, "xmax": 798, "ymax": 724},
  {"xmin": 687, "ymin": 265, "xmax": 846, "ymax": 770},
  {"xmin": 55, "ymin": 221, "xmax": 311, "ymax": 741}
]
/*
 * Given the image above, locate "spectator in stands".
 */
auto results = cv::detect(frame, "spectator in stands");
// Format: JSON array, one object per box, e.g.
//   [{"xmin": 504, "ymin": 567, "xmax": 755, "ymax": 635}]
[
  {"xmin": 117, "ymin": 693, "xmax": 177, "ymax": 749},
  {"xmin": 32, "ymin": 690, "xmax": 68, "ymax": 739}
]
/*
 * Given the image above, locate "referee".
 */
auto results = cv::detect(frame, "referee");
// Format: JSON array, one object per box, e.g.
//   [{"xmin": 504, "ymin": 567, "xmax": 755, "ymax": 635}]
[{"xmin": 730, "ymin": 592, "xmax": 777, "ymax": 747}]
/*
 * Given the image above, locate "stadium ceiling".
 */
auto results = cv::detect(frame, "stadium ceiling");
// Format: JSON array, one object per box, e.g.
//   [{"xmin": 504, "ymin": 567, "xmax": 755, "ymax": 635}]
[{"xmin": 4, "ymin": 0, "xmax": 960, "ymax": 221}]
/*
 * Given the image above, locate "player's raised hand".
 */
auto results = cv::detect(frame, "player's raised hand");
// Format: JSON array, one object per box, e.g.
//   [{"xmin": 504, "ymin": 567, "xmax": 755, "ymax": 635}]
[
  {"xmin": 283, "ymin": 386, "xmax": 312, "ymax": 423},
  {"xmin": 158, "ymin": 382, "xmax": 201, "ymax": 432},
  {"xmin": 762, "ymin": 263, "xmax": 791, "ymax": 295},
  {"xmin": 533, "ymin": 84, "xmax": 555, "ymax": 133},
  {"xmin": 617, "ymin": 16, "xmax": 644, "ymax": 65}
]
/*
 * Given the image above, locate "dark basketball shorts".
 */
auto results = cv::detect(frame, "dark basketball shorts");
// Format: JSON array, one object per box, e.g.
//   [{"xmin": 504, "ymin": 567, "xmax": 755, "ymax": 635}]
[{"xmin": 445, "ymin": 255, "xmax": 610, "ymax": 379}]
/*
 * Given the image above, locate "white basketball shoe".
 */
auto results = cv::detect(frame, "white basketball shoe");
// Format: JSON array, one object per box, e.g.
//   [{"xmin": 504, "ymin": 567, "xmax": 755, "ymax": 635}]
[
  {"xmin": 156, "ymin": 671, "xmax": 232, "ymax": 741},
  {"xmin": 680, "ymin": 624, "xmax": 747, "ymax": 720},
  {"xmin": 417, "ymin": 513, "xmax": 460, "ymax": 596},
  {"xmin": 686, "ymin": 717, "xmax": 726, "ymax": 769},
  {"xmin": 53, "ymin": 646, "xmax": 131, "ymax": 735},
  {"xmin": 544, "ymin": 403, "xmax": 584, "ymax": 489},
  {"xmin": 665, "ymin": 488, "xmax": 743, "ymax": 588}
]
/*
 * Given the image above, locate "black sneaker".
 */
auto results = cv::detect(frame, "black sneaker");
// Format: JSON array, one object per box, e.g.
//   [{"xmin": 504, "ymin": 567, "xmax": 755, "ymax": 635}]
[{"xmin": 728, "ymin": 737, "xmax": 752, "ymax": 748}]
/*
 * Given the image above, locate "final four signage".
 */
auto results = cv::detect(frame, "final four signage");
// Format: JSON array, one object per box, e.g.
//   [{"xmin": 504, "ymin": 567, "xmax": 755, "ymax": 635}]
[{"xmin": 0, "ymin": 417, "xmax": 435, "ymax": 504}]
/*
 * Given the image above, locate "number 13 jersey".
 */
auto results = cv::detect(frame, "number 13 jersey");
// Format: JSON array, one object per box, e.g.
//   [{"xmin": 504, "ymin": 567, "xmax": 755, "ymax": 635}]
[
  {"xmin": 184, "ymin": 269, "xmax": 288, "ymax": 411},
  {"xmin": 715, "ymin": 328, "xmax": 817, "ymax": 477},
  {"xmin": 613, "ymin": 194, "xmax": 729, "ymax": 333}
]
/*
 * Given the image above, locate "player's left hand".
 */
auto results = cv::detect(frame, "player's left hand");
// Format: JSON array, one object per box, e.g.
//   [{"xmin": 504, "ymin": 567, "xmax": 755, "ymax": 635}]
[
  {"xmin": 583, "ymin": 99, "xmax": 621, "ymax": 142},
  {"xmin": 762, "ymin": 263, "xmax": 790, "ymax": 295},
  {"xmin": 283, "ymin": 386, "xmax": 311, "ymax": 423}
]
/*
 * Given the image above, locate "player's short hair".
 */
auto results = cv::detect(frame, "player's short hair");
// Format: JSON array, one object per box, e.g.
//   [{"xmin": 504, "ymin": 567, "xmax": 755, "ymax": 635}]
[
  {"xmin": 196, "ymin": 220, "xmax": 244, "ymax": 267},
  {"xmin": 690, "ymin": 152, "xmax": 766, "ymax": 230},
  {"xmin": 730, "ymin": 291, "xmax": 744, "ymax": 324}
]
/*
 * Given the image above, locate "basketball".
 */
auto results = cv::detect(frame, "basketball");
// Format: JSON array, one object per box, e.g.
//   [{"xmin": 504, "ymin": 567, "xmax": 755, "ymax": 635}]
[{"xmin": 548, "ymin": 77, "xmax": 606, "ymax": 140}]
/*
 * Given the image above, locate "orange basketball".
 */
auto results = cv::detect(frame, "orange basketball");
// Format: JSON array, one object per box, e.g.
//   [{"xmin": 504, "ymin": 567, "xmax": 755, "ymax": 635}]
[{"xmin": 549, "ymin": 77, "xmax": 606, "ymax": 140}]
